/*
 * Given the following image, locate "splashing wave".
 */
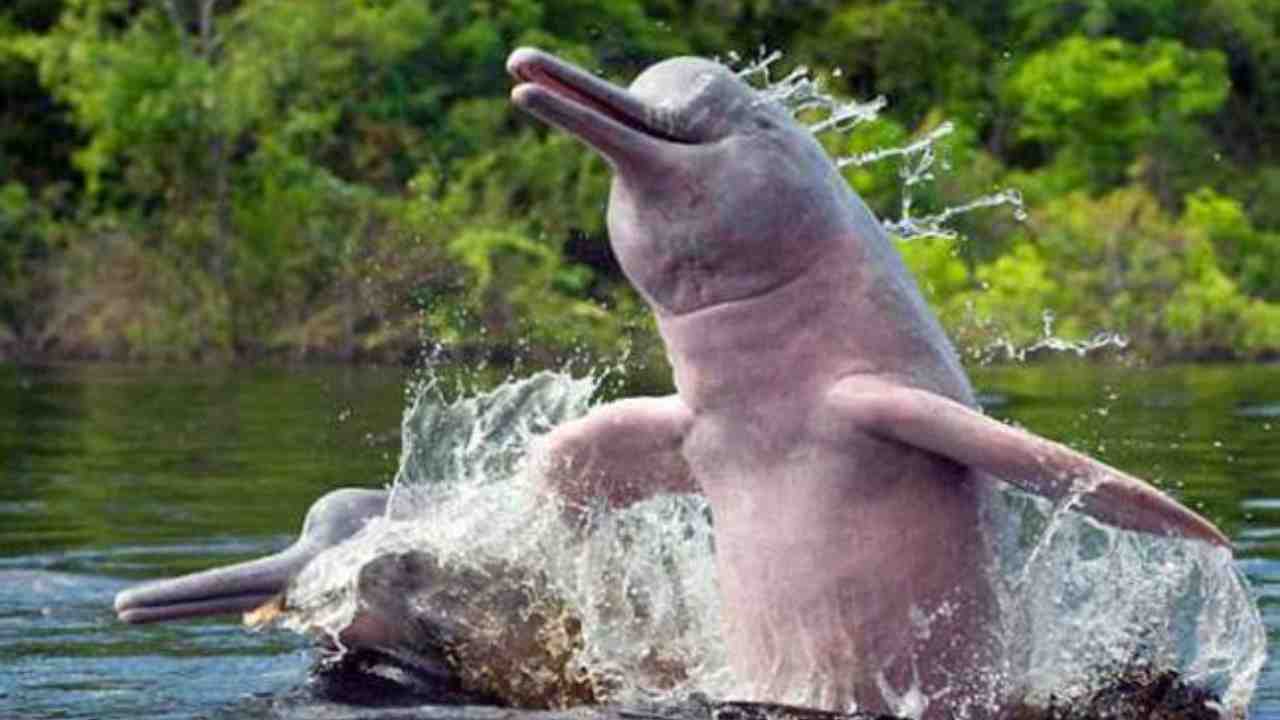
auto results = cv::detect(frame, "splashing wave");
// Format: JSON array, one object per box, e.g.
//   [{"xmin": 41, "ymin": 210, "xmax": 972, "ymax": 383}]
[{"xmin": 278, "ymin": 372, "xmax": 1263, "ymax": 715}]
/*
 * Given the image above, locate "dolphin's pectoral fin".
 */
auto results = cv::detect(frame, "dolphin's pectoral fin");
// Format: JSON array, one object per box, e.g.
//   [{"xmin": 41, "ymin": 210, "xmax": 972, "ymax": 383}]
[
  {"xmin": 532, "ymin": 394, "xmax": 697, "ymax": 524},
  {"xmin": 827, "ymin": 377, "xmax": 1230, "ymax": 548}
]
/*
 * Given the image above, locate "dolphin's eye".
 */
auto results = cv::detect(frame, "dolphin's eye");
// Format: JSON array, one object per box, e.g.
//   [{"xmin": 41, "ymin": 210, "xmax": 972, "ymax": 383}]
[{"xmin": 753, "ymin": 116, "xmax": 776, "ymax": 132}]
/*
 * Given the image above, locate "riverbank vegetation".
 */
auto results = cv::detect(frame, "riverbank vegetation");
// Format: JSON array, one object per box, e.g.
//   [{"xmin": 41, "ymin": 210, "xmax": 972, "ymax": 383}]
[{"xmin": 2, "ymin": 1, "xmax": 1279, "ymax": 364}]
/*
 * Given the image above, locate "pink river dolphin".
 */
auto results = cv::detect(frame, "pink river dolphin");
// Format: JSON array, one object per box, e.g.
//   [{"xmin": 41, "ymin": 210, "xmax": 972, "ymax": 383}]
[{"xmin": 115, "ymin": 48, "xmax": 1230, "ymax": 719}]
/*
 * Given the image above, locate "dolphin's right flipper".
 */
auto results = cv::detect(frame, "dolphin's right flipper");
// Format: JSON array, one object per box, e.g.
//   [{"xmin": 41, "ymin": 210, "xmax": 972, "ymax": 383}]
[
  {"xmin": 827, "ymin": 377, "xmax": 1231, "ymax": 547},
  {"xmin": 532, "ymin": 395, "xmax": 697, "ymax": 521}
]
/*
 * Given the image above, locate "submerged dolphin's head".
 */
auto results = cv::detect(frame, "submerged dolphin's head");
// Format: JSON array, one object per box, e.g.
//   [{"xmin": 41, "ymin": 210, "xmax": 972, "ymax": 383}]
[
  {"xmin": 508, "ymin": 48, "xmax": 859, "ymax": 316},
  {"xmin": 114, "ymin": 488, "xmax": 386, "ymax": 624}
]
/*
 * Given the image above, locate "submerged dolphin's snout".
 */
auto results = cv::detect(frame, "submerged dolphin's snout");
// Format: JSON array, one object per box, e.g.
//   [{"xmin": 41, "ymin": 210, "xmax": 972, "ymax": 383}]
[
  {"xmin": 113, "ymin": 545, "xmax": 306, "ymax": 624},
  {"xmin": 113, "ymin": 487, "xmax": 388, "ymax": 624}
]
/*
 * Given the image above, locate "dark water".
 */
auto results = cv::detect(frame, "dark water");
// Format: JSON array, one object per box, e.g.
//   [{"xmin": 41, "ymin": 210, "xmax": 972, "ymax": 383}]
[{"xmin": 1, "ymin": 362, "xmax": 1276, "ymax": 719}]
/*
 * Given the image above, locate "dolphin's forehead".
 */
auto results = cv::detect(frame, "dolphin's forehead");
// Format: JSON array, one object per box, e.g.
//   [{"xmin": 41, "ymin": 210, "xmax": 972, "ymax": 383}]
[
  {"xmin": 628, "ymin": 57, "xmax": 758, "ymax": 139},
  {"xmin": 629, "ymin": 57, "xmax": 732, "ymax": 94}
]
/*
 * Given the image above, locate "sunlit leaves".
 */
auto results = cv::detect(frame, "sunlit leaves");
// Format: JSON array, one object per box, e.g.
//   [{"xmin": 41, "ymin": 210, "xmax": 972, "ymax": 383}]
[
  {"xmin": 2, "ymin": 0, "xmax": 1280, "ymax": 362},
  {"xmin": 1183, "ymin": 188, "xmax": 1280, "ymax": 301},
  {"xmin": 1010, "ymin": 0, "xmax": 1187, "ymax": 44},
  {"xmin": 1004, "ymin": 36, "xmax": 1228, "ymax": 189},
  {"xmin": 799, "ymin": 1, "xmax": 989, "ymax": 123},
  {"xmin": 938, "ymin": 186, "xmax": 1280, "ymax": 359}
]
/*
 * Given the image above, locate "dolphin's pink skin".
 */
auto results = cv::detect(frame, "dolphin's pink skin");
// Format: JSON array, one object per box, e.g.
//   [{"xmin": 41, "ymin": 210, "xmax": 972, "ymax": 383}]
[
  {"xmin": 113, "ymin": 489, "xmax": 387, "ymax": 626},
  {"xmin": 509, "ymin": 47, "xmax": 1230, "ymax": 717},
  {"xmin": 111, "ymin": 48, "xmax": 1231, "ymax": 719}
]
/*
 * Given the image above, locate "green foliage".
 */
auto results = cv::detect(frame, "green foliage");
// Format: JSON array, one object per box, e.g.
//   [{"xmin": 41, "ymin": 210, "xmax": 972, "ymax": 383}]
[
  {"xmin": 1004, "ymin": 36, "xmax": 1229, "ymax": 189},
  {"xmin": 0, "ymin": 182, "xmax": 52, "ymax": 347},
  {"xmin": 895, "ymin": 234, "xmax": 970, "ymax": 313},
  {"xmin": 954, "ymin": 240, "xmax": 1065, "ymax": 349},
  {"xmin": 932, "ymin": 187, "xmax": 1280, "ymax": 360},
  {"xmin": 436, "ymin": 227, "xmax": 615, "ymax": 352},
  {"xmin": 1183, "ymin": 188, "xmax": 1280, "ymax": 301},
  {"xmin": 0, "ymin": 3, "xmax": 77, "ymax": 189},
  {"xmin": 1010, "ymin": 0, "xmax": 1188, "ymax": 44},
  {"xmin": 2, "ymin": 0, "xmax": 1279, "ymax": 363},
  {"xmin": 799, "ymin": 1, "xmax": 989, "ymax": 122}
]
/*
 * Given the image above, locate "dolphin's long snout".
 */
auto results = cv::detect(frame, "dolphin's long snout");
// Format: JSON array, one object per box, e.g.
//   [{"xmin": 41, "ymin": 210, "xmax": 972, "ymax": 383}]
[
  {"xmin": 114, "ymin": 487, "xmax": 390, "ymax": 624},
  {"xmin": 114, "ymin": 543, "xmax": 313, "ymax": 624},
  {"xmin": 507, "ymin": 46, "xmax": 683, "ymax": 166}
]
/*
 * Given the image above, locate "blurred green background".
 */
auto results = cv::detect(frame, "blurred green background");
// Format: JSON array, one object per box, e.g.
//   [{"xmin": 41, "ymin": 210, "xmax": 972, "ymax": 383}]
[{"xmin": 3, "ymin": 0, "xmax": 1279, "ymax": 365}]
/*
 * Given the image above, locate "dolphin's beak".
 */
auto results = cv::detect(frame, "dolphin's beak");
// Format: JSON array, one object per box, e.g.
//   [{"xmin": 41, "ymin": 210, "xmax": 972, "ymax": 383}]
[
  {"xmin": 507, "ymin": 47, "xmax": 683, "ymax": 167},
  {"xmin": 113, "ymin": 542, "xmax": 315, "ymax": 624}
]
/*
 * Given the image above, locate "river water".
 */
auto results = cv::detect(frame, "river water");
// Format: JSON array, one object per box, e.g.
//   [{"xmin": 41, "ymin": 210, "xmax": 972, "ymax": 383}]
[{"xmin": 1, "ymin": 362, "xmax": 1276, "ymax": 719}]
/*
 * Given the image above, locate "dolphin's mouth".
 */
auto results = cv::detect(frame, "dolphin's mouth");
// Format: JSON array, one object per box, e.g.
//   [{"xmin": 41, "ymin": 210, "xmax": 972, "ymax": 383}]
[
  {"xmin": 309, "ymin": 646, "xmax": 497, "ymax": 706},
  {"xmin": 113, "ymin": 545, "xmax": 309, "ymax": 624},
  {"xmin": 508, "ymin": 47, "xmax": 696, "ymax": 155},
  {"xmin": 115, "ymin": 587, "xmax": 280, "ymax": 624}
]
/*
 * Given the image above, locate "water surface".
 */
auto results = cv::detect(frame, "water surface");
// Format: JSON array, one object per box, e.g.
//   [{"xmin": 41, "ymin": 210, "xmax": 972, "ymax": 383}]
[{"xmin": 1, "ymin": 362, "xmax": 1276, "ymax": 718}]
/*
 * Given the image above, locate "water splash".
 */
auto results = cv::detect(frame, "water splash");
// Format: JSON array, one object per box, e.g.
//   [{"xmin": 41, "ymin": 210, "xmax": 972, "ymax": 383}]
[
  {"xmin": 280, "ymin": 371, "xmax": 734, "ymax": 706},
  {"xmin": 973, "ymin": 310, "xmax": 1130, "ymax": 364},
  {"xmin": 275, "ymin": 370, "xmax": 1264, "ymax": 715},
  {"xmin": 730, "ymin": 49, "xmax": 1024, "ymax": 241},
  {"xmin": 737, "ymin": 51, "xmax": 1119, "ymax": 363},
  {"xmin": 986, "ymin": 487, "xmax": 1266, "ymax": 713},
  {"xmin": 733, "ymin": 49, "xmax": 886, "ymax": 137}
]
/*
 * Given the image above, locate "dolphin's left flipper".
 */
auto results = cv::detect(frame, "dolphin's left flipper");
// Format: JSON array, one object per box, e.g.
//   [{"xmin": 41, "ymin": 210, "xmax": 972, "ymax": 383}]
[
  {"xmin": 531, "ymin": 394, "xmax": 697, "ymax": 524},
  {"xmin": 828, "ymin": 377, "xmax": 1231, "ymax": 547}
]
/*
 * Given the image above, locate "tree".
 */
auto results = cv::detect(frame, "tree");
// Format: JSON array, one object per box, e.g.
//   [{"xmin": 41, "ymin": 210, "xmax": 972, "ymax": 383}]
[{"xmin": 1003, "ymin": 36, "xmax": 1229, "ymax": 194}]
